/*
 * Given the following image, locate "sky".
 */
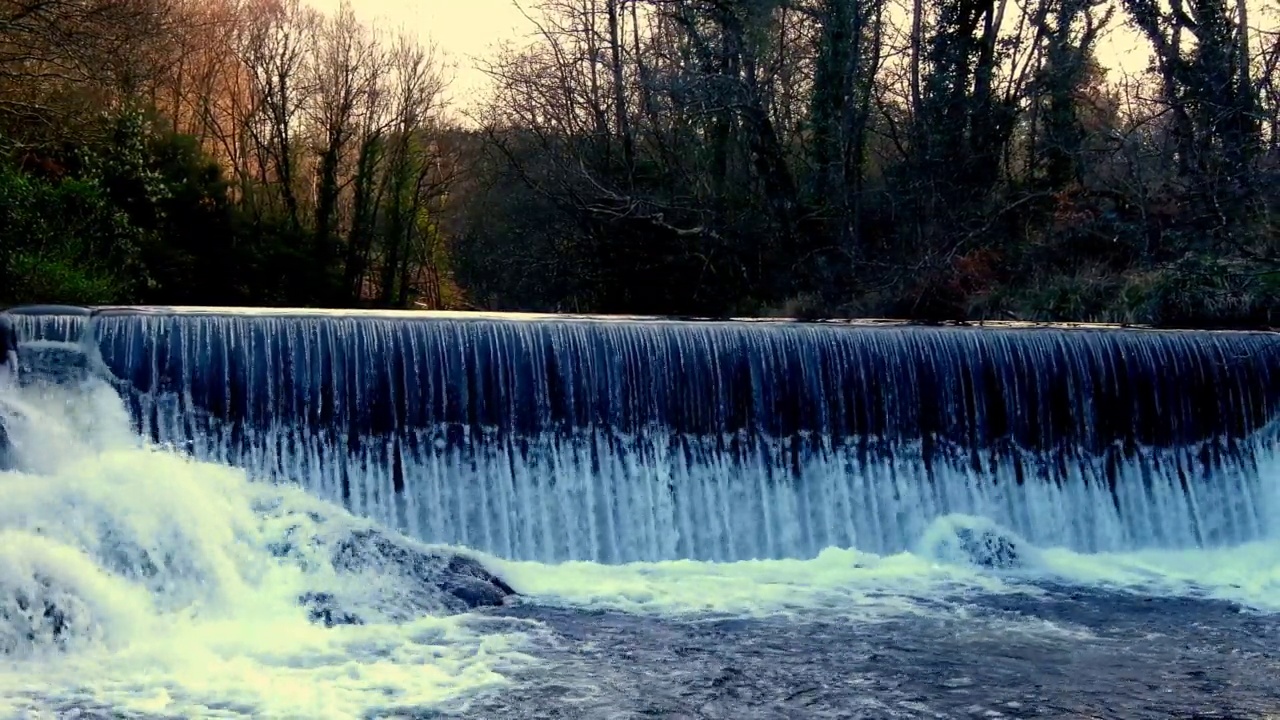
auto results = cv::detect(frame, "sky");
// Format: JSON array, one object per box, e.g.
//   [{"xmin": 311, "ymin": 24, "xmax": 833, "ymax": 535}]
[
  {"xmin": 306, "ymin": 0, "xmax": 534, "ymax": 111},
  {"xmin": 302, "ymin": 0, "xmax": 1269, "ymax": 116}
]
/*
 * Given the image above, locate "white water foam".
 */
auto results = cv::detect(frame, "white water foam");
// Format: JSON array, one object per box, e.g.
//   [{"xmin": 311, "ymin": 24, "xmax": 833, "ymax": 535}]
[
  {"xmin": 488, "ymin": 505, "xmax": 1280, "ymax": 621},
  {"xmin": 1030, "ymin": 541, "xmax": 1280, "ymax": 611},
  {"xmin": 0, "ymin": 379, "xmax": 540, "ymax": 719},
  {"xmin": 487, "ymin": 546, "xmax": 1014, "ymax": 620},
  {"xmin": 3, "ymin": 366, "xmax": 1279, "ymax": 718}
]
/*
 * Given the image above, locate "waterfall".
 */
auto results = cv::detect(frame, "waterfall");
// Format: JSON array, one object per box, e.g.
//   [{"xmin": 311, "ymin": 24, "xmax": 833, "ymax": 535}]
[
  {"xmin": 11, "ymin": 306, "xmax": 1280, "ymax": 563},
  {"xmin": 5, "ymin": 305, "xmax": 91, "ymax": 343}
]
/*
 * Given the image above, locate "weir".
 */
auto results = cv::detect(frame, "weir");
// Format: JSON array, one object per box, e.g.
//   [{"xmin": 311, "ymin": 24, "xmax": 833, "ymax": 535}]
[
  {"xmin": 4, "ymin": 305, "xmax": 91, "ymax": 343},
  {"xmin": 5, "ymin": 305, "xmax": 1280, "ymax": 563}
]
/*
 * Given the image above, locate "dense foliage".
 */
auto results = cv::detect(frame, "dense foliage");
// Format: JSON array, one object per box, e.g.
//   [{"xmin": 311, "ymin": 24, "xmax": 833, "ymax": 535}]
[
  {"xmin": 0, "ymin": 0, "xmax": 1277, "ymax": 326},
  {"xmin": 0, "ymin": 114, "xmax": 333, "ymax": 305}
]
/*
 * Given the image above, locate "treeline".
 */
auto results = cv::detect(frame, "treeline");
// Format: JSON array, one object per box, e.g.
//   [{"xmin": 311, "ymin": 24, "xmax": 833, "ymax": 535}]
[
  {"xmin": 462, "ymin": 0, "xmax": 1280, "ymax": 325},
  {"xmin": 0, "ymin": 0, "xmax": 457, "ymax": 307},
  {"xmin": 0, "ymin": 0, "xmax": 1278, "ymax": 325}
]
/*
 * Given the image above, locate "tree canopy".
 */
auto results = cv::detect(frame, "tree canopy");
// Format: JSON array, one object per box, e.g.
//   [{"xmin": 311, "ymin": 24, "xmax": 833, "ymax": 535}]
[{"xmin": 0, "ymin": 0, "xmax": 1276, "ymax": 326}]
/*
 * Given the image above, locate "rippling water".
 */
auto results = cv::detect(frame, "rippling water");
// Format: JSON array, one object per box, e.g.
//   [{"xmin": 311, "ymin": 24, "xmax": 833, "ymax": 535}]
[{"xmin": 476, "ymin": 588, "xmax": 1280, "ymax": 719}]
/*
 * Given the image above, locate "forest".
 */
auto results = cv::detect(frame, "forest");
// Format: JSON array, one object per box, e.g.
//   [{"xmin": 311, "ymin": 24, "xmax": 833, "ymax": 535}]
[{"xmin": 0, "ymin": 0, "xmax": 1277, "ymax": 326}]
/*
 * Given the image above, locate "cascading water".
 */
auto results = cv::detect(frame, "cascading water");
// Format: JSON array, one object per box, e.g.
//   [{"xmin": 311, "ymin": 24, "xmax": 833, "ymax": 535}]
[
  {"xmin": 14, "ymin": 306, "xmax": 1280, "ymax": 565},
  {"xmin": 0, "ymin": 334, "xmax": 541, "ymax": 719},
  {"xmin": 4, "ymin": 305, "xmax": 91, "ymax": 343}
]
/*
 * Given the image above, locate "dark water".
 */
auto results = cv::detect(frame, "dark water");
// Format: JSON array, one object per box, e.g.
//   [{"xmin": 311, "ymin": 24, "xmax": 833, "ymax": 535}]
[{"xmin": 443, "ymin": 587, "xmax": 1280, "ymax": 720}]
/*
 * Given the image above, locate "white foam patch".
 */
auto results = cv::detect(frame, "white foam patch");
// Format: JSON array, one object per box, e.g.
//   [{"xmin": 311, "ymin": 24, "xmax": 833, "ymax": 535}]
[
  {"xmin": 483, "ymin": 514, "xmax": 1035, "ymax": 620},
  {"xmin": 487, "ymin": 546, "xmax": 1019, "ymax": 620},
  {"xmin": 0, "ymin": 378, "xmax": 139, "ymax": 472},
  {"xmin": 0, "ymin": 381, "xmax": 540, "ymax": 719},
  {"xmin": 1033, "ymin": 542, "xmax": 1280, "ymax": 611},
  {"xmin": 910, "ymin": 513, "xmax": 1280, "ymax": 614},
  {"xmin": 909, "ymin": 513, "xmax": 1280, "ymax": 614},
  {"xmin": 1017, "ymin": 453, "xmax": 1280, "ymax": 611},
  {"xmin": 492, "ymin": 506, "xmax": 1280, "ymax": 624}
]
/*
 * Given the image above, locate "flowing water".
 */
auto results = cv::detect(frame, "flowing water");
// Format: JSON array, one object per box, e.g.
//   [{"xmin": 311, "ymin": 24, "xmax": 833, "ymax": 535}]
[{"xmin": 3, "ymin": 307, "xmax": 1280, "ymax": 719}]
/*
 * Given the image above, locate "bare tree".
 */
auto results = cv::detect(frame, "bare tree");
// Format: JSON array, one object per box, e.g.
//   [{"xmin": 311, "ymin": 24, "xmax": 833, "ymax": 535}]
[
  {"xmin": 239, "ymin": 0, "xmax": 317, "ymax": 226},
  {"xmin": 0, "ymin": 0, "xmax": 169, "ymax": 134},
  {"xmin": 376, "ymin": 33, "xmax": 449, "ymax": 305},
  {"xmin": 305, "ymin": 0, "xmax": 383, "ymax": 262}
]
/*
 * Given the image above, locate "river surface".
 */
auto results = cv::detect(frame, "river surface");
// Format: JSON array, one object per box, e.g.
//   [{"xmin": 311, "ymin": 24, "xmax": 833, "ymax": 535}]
[{"xmin": 449, "ymin": 586, "xmax": 1278, "ymax": 720}]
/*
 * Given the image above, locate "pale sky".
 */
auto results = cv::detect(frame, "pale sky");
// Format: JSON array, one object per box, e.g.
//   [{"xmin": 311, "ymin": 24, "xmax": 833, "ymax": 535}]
[
  {"xmin": 308, "ymin": 0, "xmax": 534, "ymax": 110},
  {"xmin": 309, "ymin": 0, "xmax": 1253, "ymax": 116}
]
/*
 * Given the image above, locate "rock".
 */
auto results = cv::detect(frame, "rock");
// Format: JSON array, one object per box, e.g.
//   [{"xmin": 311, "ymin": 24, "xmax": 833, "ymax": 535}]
[
  {"xmin": 0, "ymin": 412, "xmax": 11, "ymax": 471},
  {"xmin": 953, "ymin": 526, "xmax": 1022, "ymax": 570},
  {"xmin": 0, "ymin": 314, "xmax": 16, "ymax": 390},
  {"xmin": 264, "ymin": 511, "xmax": 329, "ymax": 570},
  {"xmin": 298, "ymin": 591, "xmax": 364, "ymax": 627},
  {"xmin": 0, "ymin": 314, "xmax": 16, "ymax": 358},
  {"xmin": 0, "ymin": 394, "xmax": 26, "ymax": 472},
  {"xmin": 330, "ymin": 529, "xmax": 517, "ymax": 614},
  {"xmin": 436, "ymin": 553, "xmax": 517, "ymax": 608},
  {"xmin": 291, "ymin": 526, "xmax": 517, "ymax": 627},
  {"xmin": 256, "ymin": 502, "xmax": 517, "ymax": 626}
]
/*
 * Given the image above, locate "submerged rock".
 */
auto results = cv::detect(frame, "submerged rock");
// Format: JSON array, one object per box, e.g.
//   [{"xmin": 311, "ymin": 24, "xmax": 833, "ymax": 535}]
[
  {"xmin": 0, "ymin": 395, "xmax": 27, "ymax": 472},
  {"xmin": 0, "ymin": 411, "xmax": 11, "ymax": 471},
  {"xmin": 0, "ymin": 314, "xmax": 15, "ymax": 469},
  {"xmin": 298, "ymin": 591, "xmax": 364, "ymax": 627},
  {"xmin": 952, "ymin": 527, "xmax": 1022, "ymax": 570},
  {"xmin": 275, "ymin": 512, "xmax": 519, "ymax": 628},
  {"xmin": 264, "ymin": 511, "xmax": 329, "ymax": 570},
  {"xmin": 920, "ymin": 516, "xmax": 1029, "ymax": 571},
  {"xmin": 246, "ymin": 496, "xmax": 518, "ymax": 626},
  {"xmin": 0, "ymin": 314, "xmax": 16, "ymax": 370},
  {"xmin": 330, "ymin": 529, "xmax": 516, "ymax": 615}
]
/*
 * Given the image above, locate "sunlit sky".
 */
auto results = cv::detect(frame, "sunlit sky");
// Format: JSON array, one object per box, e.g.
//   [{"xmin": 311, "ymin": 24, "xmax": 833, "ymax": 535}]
[
  {"xmin": 306, "ymin": 0, "xmax": 1232, "ymax": 114},
  {"xmin": 308, "ymin": 0, "xmax": 534, "ymax": 110}
]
